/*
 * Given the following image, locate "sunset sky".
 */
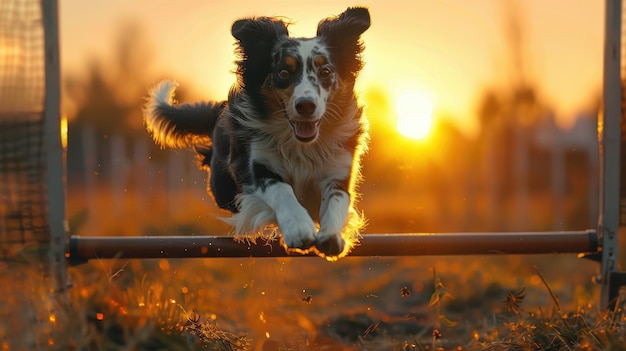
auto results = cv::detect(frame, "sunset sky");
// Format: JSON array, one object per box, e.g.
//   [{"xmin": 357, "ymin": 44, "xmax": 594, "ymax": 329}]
[{"xmin": 59, "ymin": 0, "xmax": 604, "ymax": 137}]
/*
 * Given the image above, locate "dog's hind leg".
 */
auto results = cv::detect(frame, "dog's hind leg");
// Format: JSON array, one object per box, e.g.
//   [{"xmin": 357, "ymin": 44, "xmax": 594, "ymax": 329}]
[
  {"xmin": 209, "ymin": 161, "xmax": 239, "ymax": 213},
  {"xmin": 190, "ymin": 118, "xmax": 240, "ymax": 213}
]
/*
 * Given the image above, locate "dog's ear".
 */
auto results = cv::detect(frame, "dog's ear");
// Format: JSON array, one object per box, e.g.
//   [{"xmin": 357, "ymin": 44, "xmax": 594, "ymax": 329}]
[
  {"xmin": 232, "ymin": 18, "xmax": 289, "ymax": 92},
  {"xmin": 317, "ymin": 7, "xmax": 370, "ymax": 40},
  {"xmin": 317, "ymin": 7, "xmax": 370, "ymax": 79},
  {"xmin": 232, "ymin": 17, "xmax": 288, "ymax": 47}
]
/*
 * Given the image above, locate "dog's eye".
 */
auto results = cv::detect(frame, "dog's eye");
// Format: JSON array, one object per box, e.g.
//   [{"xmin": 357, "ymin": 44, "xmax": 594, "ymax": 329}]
[
  {"xmin": 319, "ymin": 67, "xmax": 332, "ymax": 79},
  {"xmin": 278, "ymin": 69, "xmax": 290, "ymax": 79}
]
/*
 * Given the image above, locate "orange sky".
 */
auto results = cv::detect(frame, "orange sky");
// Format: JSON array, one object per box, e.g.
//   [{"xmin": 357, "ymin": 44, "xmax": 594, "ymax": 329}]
[{"xmin": 60, "ymin": 0, "xmax": 604, "ymax": 136}]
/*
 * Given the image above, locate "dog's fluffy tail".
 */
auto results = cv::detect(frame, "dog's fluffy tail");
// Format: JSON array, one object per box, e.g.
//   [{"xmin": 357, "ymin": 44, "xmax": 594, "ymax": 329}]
[{"xmin": 143, "ymin": 80, "xmax": 224, "ymax": 149}]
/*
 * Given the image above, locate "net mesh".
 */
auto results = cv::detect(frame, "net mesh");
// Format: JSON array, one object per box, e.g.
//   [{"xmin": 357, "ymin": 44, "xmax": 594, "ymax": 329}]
[{"xmin": 0, "ymin": 0, "xmax": 49, "ymax": 259}]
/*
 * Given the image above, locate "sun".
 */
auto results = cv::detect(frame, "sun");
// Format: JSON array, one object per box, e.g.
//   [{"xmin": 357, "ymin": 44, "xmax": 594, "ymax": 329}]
[{"xmin": 395, "ymin": 92, "xmax": 434, "ymax": 140}]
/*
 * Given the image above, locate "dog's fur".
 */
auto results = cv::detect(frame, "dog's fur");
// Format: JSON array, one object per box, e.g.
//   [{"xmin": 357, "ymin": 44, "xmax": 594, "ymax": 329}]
[{"xmin": 143, "ymin": 7, "xmax": 370, "ymax": 259}]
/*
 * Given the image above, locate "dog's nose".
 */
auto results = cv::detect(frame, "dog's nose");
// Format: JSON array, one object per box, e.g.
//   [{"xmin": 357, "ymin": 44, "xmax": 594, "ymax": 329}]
[{"xmin": 295, "ymin": 98, "xmax": 316, "ymax": 117}]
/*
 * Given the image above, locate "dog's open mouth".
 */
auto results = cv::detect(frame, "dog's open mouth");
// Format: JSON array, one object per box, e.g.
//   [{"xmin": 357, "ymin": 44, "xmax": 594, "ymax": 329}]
[{"xmin": 288, "ymin": 119, "xmax": 321, "ymax": 142}]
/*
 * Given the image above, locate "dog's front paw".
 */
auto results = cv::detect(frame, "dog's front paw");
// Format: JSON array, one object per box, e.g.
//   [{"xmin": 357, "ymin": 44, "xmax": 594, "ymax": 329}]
[
  {"xmin": 277, "ymin": 211, "xmax": 317, "ymax": 252},
  {"xmin": 315, "ymin": 231, "xmax": 345, "ymax": 257}
]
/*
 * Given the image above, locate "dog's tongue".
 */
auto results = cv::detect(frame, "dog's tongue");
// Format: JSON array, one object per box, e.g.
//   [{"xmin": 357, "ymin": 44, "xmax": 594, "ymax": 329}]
[{"xmin": 294, "ymin": 121, "xmax": 318, "ymax": 139}]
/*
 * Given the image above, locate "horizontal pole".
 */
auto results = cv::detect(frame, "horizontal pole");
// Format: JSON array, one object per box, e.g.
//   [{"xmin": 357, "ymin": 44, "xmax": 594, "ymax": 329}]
[{"xmin": 68, "ymin": 230, "xmax": 598, "ymax": 264}]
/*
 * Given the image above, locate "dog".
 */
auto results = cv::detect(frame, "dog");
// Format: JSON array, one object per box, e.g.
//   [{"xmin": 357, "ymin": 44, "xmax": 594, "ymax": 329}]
[{"xmin": 143, "ymin": 7, "xmax": 370, "ymax": 259}]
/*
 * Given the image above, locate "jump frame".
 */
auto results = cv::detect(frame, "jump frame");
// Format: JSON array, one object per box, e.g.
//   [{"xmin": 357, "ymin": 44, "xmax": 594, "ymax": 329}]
[{"xmin": 53, "ymin": 0, "xmax": 625, "ymax": 309}]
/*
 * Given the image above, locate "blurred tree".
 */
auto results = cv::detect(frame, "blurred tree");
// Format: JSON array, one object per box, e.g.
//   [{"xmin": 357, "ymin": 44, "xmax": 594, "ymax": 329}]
[
  {"xmin": 66, "ymin": 60, "xmax": 134, "ymax": 135},
  {"xmin": 65, "ymin": 21, "xmax": 154, "ymax": 136},
  {"xmin": 474, "ymin": 0, "xmax": 556, "ymax": 231}
]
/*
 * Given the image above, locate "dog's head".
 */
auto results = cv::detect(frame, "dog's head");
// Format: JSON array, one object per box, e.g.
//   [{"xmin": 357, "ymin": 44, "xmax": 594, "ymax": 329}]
[{"xmin": 232, "ymin": 7, "xmax": 370, "ymax": 143}]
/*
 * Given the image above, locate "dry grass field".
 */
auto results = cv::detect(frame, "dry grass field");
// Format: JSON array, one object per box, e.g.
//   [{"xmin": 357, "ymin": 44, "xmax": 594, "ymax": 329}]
[{"xmin": 2, "ymin": 183, "xmax": 624, "ymax": 350}]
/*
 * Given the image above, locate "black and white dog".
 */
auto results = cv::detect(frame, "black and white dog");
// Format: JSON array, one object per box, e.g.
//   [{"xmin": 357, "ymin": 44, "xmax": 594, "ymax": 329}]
[{"xmin": 143, "ymin": 7, "xmax": 370, "ymax": 259}]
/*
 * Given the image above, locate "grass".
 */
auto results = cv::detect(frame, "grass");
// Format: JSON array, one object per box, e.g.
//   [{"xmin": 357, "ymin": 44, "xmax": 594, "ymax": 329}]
[{"xmin": 2, "ymin": 251, "xmax": 625, "ymax": 351}]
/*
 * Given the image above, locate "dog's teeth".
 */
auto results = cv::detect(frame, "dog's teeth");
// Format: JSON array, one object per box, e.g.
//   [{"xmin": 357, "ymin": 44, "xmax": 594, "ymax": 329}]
[{"xmin": 294, "ymin": 121, "xmax": 317, "ymax": 139}]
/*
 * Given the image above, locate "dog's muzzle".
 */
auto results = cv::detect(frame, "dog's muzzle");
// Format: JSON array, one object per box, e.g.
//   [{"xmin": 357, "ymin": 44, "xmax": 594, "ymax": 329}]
[{"xmin": 289, "ymin": 98, "xmax": 321, "ymax": 143}]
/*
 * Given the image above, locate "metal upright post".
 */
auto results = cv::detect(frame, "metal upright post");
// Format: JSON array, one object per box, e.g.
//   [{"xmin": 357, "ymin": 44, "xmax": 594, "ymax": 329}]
[
  {"xmin": 599, "ymin": 0, "xmax": 624, "ymax": 309},
  {"xmin": 42, "ymin": 0, "xmax": 68, "ymax": 293}
]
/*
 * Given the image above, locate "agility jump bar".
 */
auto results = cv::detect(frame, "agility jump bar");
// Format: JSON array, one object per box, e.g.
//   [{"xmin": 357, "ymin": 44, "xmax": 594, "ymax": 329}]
[{"xmin": 67, "ymin": 230, "xmax": 598, "ymax": 264}]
